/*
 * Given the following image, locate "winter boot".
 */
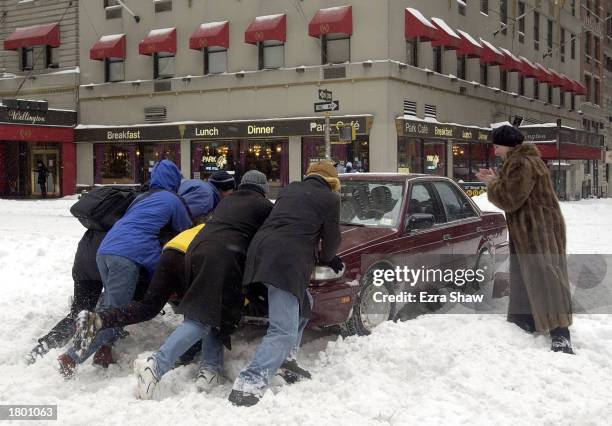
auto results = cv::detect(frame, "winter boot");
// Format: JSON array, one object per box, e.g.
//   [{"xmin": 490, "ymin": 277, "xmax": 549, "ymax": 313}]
[
  {"xmin": 277, "ymin": 359, "xmax": 312, "ymax": 385},
  {"xmin": 550, "ymin": 327, "xmax": 575, "ymax": 355},
  {"xmin": 93, "ymin": 345, "xmax": 114, "ymax": 368},
  {"xmin": 27, "ymin": 341, "xmax": 50, "ymax": 365},
  {"xmin": 57, "ymin": 353, "xmax": 77, "ymax": 379},
  {"xmin": 228, "ymin": 389, "xmax": 260, "ymax": 407},
  {"xmin": 134, "ymin": 357, "xmax": 161, "ymax": 400},
  {"xmin": 73, "ymin": 310, "xmax": 102, "ymax": 358},
  {"xmin": 195, "ymin": 368, "xmax": 225, "ymax": 393}
]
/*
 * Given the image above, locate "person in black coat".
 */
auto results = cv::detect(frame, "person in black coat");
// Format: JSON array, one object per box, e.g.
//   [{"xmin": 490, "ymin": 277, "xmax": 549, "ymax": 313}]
[
  {"xmin": 133, "ymin": 171, "xmax": 274, "ymax": 400},
  {"xmin": 36, "ymin": 160, "xmax": 48, "ymax": 197},
  {"xmin": 229, "ymin": 160, "xmax": 343, "ymax": 407}
]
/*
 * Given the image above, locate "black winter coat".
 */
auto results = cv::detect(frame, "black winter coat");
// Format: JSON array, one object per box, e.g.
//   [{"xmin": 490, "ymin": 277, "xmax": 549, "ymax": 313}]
[
  {"xmin": 242, "ymin": 175, "xmax": 341, "ymax": 315},
  {"xmin": 72, "ymin": 229, "xmax": 106, "ymax": 282},
  {"xmin": 177, "ymin": 186, "xmax": 273, "ymax": 347}
]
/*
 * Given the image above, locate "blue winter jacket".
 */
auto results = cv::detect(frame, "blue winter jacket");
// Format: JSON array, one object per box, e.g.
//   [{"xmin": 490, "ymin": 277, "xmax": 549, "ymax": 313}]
[
  {"xmin": 98, "ymin": 160, "xmax": 193, "ymax": 276},
  {"xmin": 178, "ymin": 179, "xmax": 220, "ymax": 219}
]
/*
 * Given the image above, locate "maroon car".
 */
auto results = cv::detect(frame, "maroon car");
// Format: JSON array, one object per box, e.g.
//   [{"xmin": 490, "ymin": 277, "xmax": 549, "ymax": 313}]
[{"xmin": 306, "ymin": 173, "xmax": 509, "ymax": 336}]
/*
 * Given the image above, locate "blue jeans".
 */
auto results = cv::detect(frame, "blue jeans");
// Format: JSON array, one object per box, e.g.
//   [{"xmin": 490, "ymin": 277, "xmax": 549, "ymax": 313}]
[
  {"xmin": 233, "ymin": 284, "xmax": 311, "ymax": 394},
  {"xmin": 150, "ymin": 318, "xmax": 224, "ymax": 379},
  {"xmin": 67, "ymin": 254, "xmax": 139, "ymax": 363}
]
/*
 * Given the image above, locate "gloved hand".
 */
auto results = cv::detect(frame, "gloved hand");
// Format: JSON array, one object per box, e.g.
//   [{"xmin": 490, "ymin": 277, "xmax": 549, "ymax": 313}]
[{"xmin": 321, "ymin": 255, "xmax": 344, "ymax": 274}]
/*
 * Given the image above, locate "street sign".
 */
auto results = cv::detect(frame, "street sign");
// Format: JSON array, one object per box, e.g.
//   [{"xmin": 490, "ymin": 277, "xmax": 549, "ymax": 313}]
[
  {"xmin": 318, "ymin": 89, "xmax": 333, "ymax": 102},
  {"xmin": 314, "ymin": 100, "xmax": 340, "ymax": 113}
]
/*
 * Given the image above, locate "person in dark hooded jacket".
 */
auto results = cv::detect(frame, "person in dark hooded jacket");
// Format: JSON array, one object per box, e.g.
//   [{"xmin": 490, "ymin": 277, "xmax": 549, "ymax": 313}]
[{"xmin": 57, "ymin": 160, "xmax": 192, "ymax": 377}]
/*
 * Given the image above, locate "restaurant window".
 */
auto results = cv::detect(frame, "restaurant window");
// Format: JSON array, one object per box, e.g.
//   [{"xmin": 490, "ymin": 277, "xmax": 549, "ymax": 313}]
[
  {"xmin": 423, "ymin": 141, "xmax": 447, "ymax": 176},
  {"xmin": 480, "ymin": 0, "xmax": 488, "ymax": 15},
  {"xmin": 518, "ymin": 1, "xmax": 525, "ymax": 43},
  {"xmin": 570, "ymin": 34, "xmax": 575, "ymax": 60},
  {"xmin": 105, "ymin": 58, "xmax": 124, "ymax": 82},
  {"xmin": 457, "ymin": 55, "xmax": 467, "ymax": 80},
  {"xmin": 472, "ymin": 143, "xmax": 491, "ymax": 177},
  {"xmin": 191, "ymin": 140, "xmax": 240, "ymax": 180},
  {"xmin": 560, "ymin": 28, "xmax": 565, "ymax": 62},
  {"xmin": 259, "ymin": 41, "xmax": 284, "ymax": 69},
  {"xmin": 500, "ymin": 0, "xmax": 508, "ymax": 34},
  {"xmin": 322, "ymin": 35, "xmax": 350, "ymax": 64},
  {"xmin": 452, "ymin": 142, "xmax": 470, "ymax": 181},
  {"xmin": 21, "ymin": 47, "xmax": 33, "ymax": 71},
  {"xmin": 154, "ymin": 52, "xmax": 175, "ymax": 79},
  {"xmin": 205, "ymin": 47, "xmax": 227, "ymax": 74},
  {"xmin": 433, "ymin": 46, "xmax": 443, "ymax": 73},
  {"xmin": 547, "ymin": 19, "xmax": 553, "ymax": 52},
  {"xmin": 94, "ymin": 143, "xmax": 137, "ymax": 185},
  {"xmin": 397, "ymin": 138, "xmax": 422, "ymax": 174},
  {"xmin": 302, "ymin": 137, "xmax": 369, "ymax": 175},
  {"xmin": 518, "ymin": 75, "xmax": 525, "ymax": 96},
  {"xmin": 500, "ymin": 69, "xmax": 508, "ymax": 91},
  {"xmin": 141, "ymin": 142, "xmax": 181, "ymax": 183},
  {"xmin": 533, "ymin": 11, "xmax": 540, "ymax": 51},
  {"xmin": 533, "ymin": 80, "xmax": 539, "ymax": 100},
  {"xmin": 245, "ymin": 139, "xmax": 288, "ymax": 194},
  {"xmin": 406, "ymin": 38, "xmax": 419, "ymax": 67}
]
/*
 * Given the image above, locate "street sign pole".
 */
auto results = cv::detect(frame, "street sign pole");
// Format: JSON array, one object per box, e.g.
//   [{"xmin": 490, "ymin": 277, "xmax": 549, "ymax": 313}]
[
  {"xmin": 324, "ymin": 111, "xmax": 331, "ymax": 160},
  {"xmin": 556, "ymin": 118, "xmax": 562, "ymax": 198}
]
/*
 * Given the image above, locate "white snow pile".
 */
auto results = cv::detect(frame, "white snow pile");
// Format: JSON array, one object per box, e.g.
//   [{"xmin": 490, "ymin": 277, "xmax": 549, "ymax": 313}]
[{"xmin": 0, "ymin": 196, "xmax": 611, "ymax": 425}]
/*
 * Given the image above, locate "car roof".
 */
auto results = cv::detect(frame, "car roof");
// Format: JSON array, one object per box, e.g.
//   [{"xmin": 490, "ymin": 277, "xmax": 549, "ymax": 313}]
[{"xmin": 339, "ymin": 173, "xmax": 445, "ymax": 182}]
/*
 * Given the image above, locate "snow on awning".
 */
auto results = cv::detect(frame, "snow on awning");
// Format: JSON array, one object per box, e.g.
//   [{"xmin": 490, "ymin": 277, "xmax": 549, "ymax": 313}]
[
  {"xmin": 518, "ymin": 56, "xmax": 539, "ymax": 78},
  {"xmin": 90, "ymin": 34, "xmax": 126, "ymax": 60},
  {"xmin": 534, "ymin": 63, "xmax": 553, "ymax": 84},
  {"xmin": 560, "ymin": 74, "xmax": 575, "ymax": 93},
  {"xmin": 404, "ymin": 8, "xmax": 437, "ymax": 41},
  {"xmin": 3, "ymin": 23, "xmax": 60, "ymax": 50},
  {"xmin": 189, "ymin": 21, "xmax": 229, "ymax": 50},
  {"xmin": 572, "ymin": 80, "xmax": 587, "ymax": 96},
  {"xmin": 456, "ymin": 29, "xmax": 482, "ymax": 58},
  {"xmin": 245, "ymin": 14, "xmax": 286, "ymax": 44},
  {"xmin": 308, "ymin": 5, "xmax": 352, "ymax": 38},
  {"xmin": 548, "ymin": 68, "xmax": 564, "ymax": 88},
  {"xmin": 138, "ymin": 28, "xmax": 177, "ymax": 55},
  {"xmin": 499, "ymin": 47, "xmax": 522, "ymax": 72},
  {"xmin": 430, "ymin": 17, "xmax": 461, "ymax": 50},
  {"xmin": 479, "ymin": 39, "xmax": 503, "ymax": 65}
]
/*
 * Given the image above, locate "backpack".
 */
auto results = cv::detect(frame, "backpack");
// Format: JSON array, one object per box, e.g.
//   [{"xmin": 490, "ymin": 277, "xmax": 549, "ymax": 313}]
[{"xmin": 70, "ymin": 186, "xmax": 139, "ymax": 231}]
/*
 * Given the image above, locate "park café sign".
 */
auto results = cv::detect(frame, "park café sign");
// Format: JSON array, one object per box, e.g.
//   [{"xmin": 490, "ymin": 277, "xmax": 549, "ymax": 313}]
[{"xmin": 400, "ymin": 119, "xmax": 489, "ymax": 142}]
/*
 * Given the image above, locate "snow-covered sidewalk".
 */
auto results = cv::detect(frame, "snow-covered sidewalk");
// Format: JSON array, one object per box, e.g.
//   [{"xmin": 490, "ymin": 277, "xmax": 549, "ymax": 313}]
[{"xmin": 0, "ymin": 197, "xmax": 611, "ymax": 425}]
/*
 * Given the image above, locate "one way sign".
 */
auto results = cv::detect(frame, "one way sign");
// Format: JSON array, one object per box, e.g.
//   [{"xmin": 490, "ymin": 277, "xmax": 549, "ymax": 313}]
[{"xmin": 314, "ymin": 100, "xmax": 340, "ymax": 112}]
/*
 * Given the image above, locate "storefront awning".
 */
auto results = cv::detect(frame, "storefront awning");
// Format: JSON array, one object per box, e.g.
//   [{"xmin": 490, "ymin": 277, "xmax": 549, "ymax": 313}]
[
  {"xmin": 548, "ymin": 68, "xmax": 564, "ymax": 88},
  {"xmin": 479, "ymin": 39, "xmax": 503, "ymax": 65},
  {"xmin": 245, "ymin": 14, "xmax": 286, "ymax": 44},
  {"xmin": 90, "ymin": 34, "xmax": 126, "ymax": 60},
  {"xmin": 308, "ymin": 5, "xmax": 352, "ymax": 38},
  {"xmin": 518, "ymin": 56, "xmax": 539, "ymax": 78},
  {"xmin": 138, "ymin": 28, "xmax": 177, "ymax": 55},
  {"xmin": 559, "ymin": 74, "xmax": 574, "ymax": 93},
  {"xmin": 456, "ymin": 30, "xmax": 482, "ymax": 58},
  {"xmin": 534, "ymin": 63, "xmax": 553, "ymax": 84},
  {"xmin": 430, "ymin": 17, "xmax": 461, "ymax": 50},
  {"xmin": 404, "ymin": 8, "xmax": 437, "ymax": 41},
  {"xmin": 499, "ymin": 48, "xmax": 522, "ymax": 72},
  {"xmin": 3, "ymin": 23, "xmax": 60, "ymax": 51},
  {"xmin": 189, "ymin": 21, "xmax": 229, "ymax": 50},
  {"xmin": 572, "ymin": 80, "xmax": 587, "ymax": 96}
]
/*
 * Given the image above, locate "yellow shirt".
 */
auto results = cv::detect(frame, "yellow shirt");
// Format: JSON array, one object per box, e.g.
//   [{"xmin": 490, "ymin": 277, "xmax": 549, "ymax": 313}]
[{"xmin": 163, "ymin": 224, "xmax": 205, "ymax": 253}]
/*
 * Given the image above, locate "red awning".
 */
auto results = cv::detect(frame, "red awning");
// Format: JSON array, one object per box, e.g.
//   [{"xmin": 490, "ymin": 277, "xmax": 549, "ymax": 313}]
[
  {"xmin": 536, "ymin": 143, "xmax": 603, "ymax": 161},
  {"xmin": 456, "ymin": 30, "xmax": 482, "ymax": 58},
  {"xmin": 559, "ymin": 74, "xmax": 575, "ymax": 92},
  {"xmin": 138, "ymin": 28, "xmax": 177, "ymax": 55},
  {"xmin": 3, "ymin": 23, "xmax": 60, "ymax": 50},
  {"xmin": 404, "ymin": 8, "xmax": 437, "ymax": 41},
  {"xmin": 90, "ymin": 34, "xmax": 126, "ymax": 60},
  {"xmin": 534, "ymin": 63, "xmax": 552, "ymax": 84},
  {"xmin": 0, "ymin": 123, "xmax": 73, "ymax": 143},
  {"xmin": 189, "ymin": 21, "xmax": 229, "ymax": 50},
  {"xmin": 479, "ymin": 38, "xmax": 503, "ymax": 65},
  {"xmin": 548, "ymin": 69, "xmax": 564, "ymax": 88},
  {"xmin": 572, "ymin": 80, "xmax": 587, "ymax": 96},
  {"xmin": 245, "ymin": 14, "xmax": 286, "ymax": 44},
  {"xmin": 308, "ymin": 5, "xmax": 352, "ymax": 38},
  {"xmin": 430, "ymin": 17, "xmax": 461, "ymax": 50},
  {"xmin": 519, "ymin": 56, "xmax": 539, "ymax": 78},
  {"xmin": 499, "ymin": 48, "xmax": 522, "ymax": 72}
]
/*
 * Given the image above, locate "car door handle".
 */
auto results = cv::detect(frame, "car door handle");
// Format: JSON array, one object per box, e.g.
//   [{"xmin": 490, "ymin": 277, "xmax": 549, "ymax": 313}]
[{"xmin": 443, "ymin": 234, "xmax": 451, "ymax": 241}]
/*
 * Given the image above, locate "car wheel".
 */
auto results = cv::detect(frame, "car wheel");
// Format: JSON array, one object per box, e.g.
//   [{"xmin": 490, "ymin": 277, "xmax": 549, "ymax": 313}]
[
  {"xmin": 341, "ymin": 266, "xmax": 396, "ymax": 337},
  {"xmin": 458, "ymin": 248, "xmax": 496, "ymax": 311}
]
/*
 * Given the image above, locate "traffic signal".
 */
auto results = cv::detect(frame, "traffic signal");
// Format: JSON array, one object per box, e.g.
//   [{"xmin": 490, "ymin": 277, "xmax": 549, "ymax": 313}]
[{"xmin": 339, "ymin": 124, "xmax": 356, "ymax": 142}]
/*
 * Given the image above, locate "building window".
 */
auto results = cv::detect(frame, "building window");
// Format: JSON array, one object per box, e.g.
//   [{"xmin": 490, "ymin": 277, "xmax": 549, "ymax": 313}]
[
  {"xmin": 547, "ymin": 85, "xmax": 553, "ymax": 104},
  {"xmin": 533, "ymin": 11, "xmax": 540, "ymax": 50},
  {"xmin": 500, "ymin": 0, "xmax": 508, "ymax": 34},
  {"xmin": 204, "ymin": 47, "xmax": 227, "ymax": 74},
  {"xmin": 406, "ymin": 38, "xmax": 419, "ymax": 67},
  {"xmin": 585, "ymin": 74, "xmax": 591, "ymax": 102},
  {"xmin": 571, "ymin": 94, "xmax": 575, "ymax": 110},
  {"xmin": 154, "ymin": 0, "xmax": 172, "ymax": 13},
  {"xmin": 547, "ymin": 19, "xmax": 553, "ymax": 52},
  {"xmin": 518, "ymin": 75, "xmax": 525, "ymax": 96},
  {"xmin": 560, "ymin": 28, "xmax": 565, "ymax": 62},
  {"xmin": 533, "ymin": 80, "xmax": 539, "ymax": 100},
  {"xmin": 585, "ymin": 32, "xmax": 592, "ymax": 64},
  {"xmin": 258, "ymin": 41, "xmax": 284, "ymax": 70},
  {"xmin": 500, "ymin": 69, "xmax": 508, "ymax": 91},
  {"xmin": 480, "ymin": 0, "xmax": 488, "ymax": 14},
  {"xmin": 322, "ymin": 35, "xmax": 350, "ymax": 64},
  {"xmin": 594, "ymin": 77, "xmax": 600, "ymax": 105},
  {"xmin": 104, "ymin": 0, "xmax": 122, "ymax": 19},
  {"xmin": 457, "ymin": 55, "xmax": 467, "ymax": 80},
  {"xmin": 45, "ymin": 46, "xmax": 59, "ymax": 68},
  {"xmin": 154, "ymin": 52, "xmax": 174, "ymax": 79},
  {"xmin": 570, "ymin": 33, "xmax": 575, "ymax": 60},
  {"xmin": 560, "ymin": 91, "xmax": 565, "ymax": 107},
  {"xmin": 571, "ymin": 0, "xmax": 576, "ymax": 16},
  {"xmin": 433, "ymin": 46, "xmax": 443, "ymax": 73},
  {"xmin": 458, "ymin": 0, "xmax": 466, "ymax": 16},
  {"xmin": 518, "ymin": 1, "xmax": 525, "ymax": 43},
  {"xmin": 480, "ymin": 63, "xmax": 488, "ymax": 85},
  {"xmin": 105, "ymin": 58, "xmax": 124, "ymax": 82},
  {"xmin": 594, "ymin": 36, "xmax": 601, "ymax": 67},
  {"xmin": 21, "ymin": 47, "xmax": 33, "ymax": 70}
]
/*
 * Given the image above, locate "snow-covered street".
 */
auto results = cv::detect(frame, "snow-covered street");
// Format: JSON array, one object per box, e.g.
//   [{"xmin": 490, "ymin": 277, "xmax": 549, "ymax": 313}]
[{"xmin": 1, "ymin": 196, "xmax": 611, "ymax": 425}]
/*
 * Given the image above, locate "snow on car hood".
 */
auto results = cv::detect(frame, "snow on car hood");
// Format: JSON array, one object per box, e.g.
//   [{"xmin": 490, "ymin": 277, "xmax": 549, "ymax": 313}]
[{"xmin": 338, "ymin": 225, "xmax": 397, "ymax": 256}]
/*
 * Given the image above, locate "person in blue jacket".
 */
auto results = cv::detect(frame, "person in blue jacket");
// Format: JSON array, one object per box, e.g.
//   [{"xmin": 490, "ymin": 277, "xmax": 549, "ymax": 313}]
[{"xmin": 58, "ymin": 160, "xmax": 193, "ymax": 377}]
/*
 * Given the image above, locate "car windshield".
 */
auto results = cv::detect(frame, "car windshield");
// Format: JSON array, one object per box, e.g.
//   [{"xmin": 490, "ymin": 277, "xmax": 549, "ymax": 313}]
[{"xmin": 339, "ymin": 180, "xmax": 404, "ymax": 228}]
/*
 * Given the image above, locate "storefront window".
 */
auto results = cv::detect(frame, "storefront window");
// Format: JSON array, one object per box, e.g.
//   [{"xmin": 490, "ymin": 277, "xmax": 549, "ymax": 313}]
[
  {"xmin": 471, "ymin": 143, "xmax": 492, "ymax": 179},
  {"xmin": 302, "ymin": 137, "xmax": 369, "ymax": 176},
  {"xmin": 245, "ymin": 139, "xmax": 288, "ymax": 190},
  {"xmin": 423, "ymin": 141, "xmax": 446, "ymax": 176},
  {"xmin": 452, "ymin": 142, "xmax": 470, "ymax": 182},
  {"xmin": 95, "ymin": 143, "xmax": 137, "ymax": 184},
  {"xmin": 397, "ymin": 137, "xmax": 422, "ymax": 174},
  {"xmin": 141, "ymin": 142, "xmax": 180, "ymax": 183},
  {"xmin": 191, "ymin": 140, "xmax": 240, "ymax": 180}
]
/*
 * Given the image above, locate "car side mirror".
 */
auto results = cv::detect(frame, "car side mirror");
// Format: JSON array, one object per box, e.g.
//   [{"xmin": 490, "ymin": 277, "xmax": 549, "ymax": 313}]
[{"xmin": 405, "ymin": 213, "xmax": 435, "ymax": 232}]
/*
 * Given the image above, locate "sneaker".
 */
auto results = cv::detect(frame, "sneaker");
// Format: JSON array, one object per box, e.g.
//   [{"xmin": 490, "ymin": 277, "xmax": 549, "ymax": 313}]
[
  {"xmin": 228, "ymin": 389, "xmax": 260, "ymax": 407},
  {"xmin": 58, "ymin": 353, "xmax": 77, "ymax": 379},
  {"xmin": 134, "ymin": 357, "xmax": 160, "ymax": 400},
  {"xmin": 195, "ymin": 368, "xmax": 225, "ymax": 393},
  {"xmin": 27, "ymin": 342, "xmax": 50, "ymax": 365},
  {"xmin": 277, "ymin": 359, "xmax": 312, "ymax": 385},
  {"xmin": 92, "ymin": 345, "xmax": 114, "ymax": 368},
  {"xmin": 73, "ymin": 310, "xmax": 102, "ymax": 358},
  {"xmin": 551, "ymin": 336, "xmax": 575, "ymax": 355}
]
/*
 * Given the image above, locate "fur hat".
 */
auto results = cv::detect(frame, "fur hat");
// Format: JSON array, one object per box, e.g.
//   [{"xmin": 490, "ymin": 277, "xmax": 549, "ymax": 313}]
[
  {"xmin": 306, "ymin": 160, "xmax": 341, "ymax": 192},
  {"xmin": 239, "ymin": 170, "xmax": 269, "ymax": 195},
  {"xmin": 492, "ymin": 125, "xmax": 525, "ymax": 147}
]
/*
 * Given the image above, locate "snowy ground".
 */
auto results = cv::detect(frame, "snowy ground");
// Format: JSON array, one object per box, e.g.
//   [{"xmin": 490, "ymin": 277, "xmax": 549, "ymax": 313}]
[{"xmin": 1, "ymin": 196, "xmax": 611, "ymax": 425}]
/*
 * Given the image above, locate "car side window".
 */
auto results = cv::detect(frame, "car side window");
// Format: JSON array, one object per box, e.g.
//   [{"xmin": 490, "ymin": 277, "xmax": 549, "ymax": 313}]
[
  {"xmin": 407, "ymin": 183, "xmax": 445, "ymax": 223},
  {"xmin": 432, "ymin": 181, "xmax": 476, "ymax": 221}
]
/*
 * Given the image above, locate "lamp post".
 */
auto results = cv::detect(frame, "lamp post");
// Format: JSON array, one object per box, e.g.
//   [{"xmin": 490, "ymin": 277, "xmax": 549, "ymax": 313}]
[{"xmin": 556, "ymin": 118, "xmax": 562, "ymax": 198}]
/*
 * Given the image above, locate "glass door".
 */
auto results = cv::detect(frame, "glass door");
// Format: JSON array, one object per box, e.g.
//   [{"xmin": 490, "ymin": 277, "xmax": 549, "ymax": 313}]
[{"xmin": 31, "ymin": 149, "xmax": 60, "ymax": 197}]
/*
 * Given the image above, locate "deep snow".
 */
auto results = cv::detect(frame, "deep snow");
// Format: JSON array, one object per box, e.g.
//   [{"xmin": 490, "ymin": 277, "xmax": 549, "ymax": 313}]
[{"xmin": 0, "ymin": 195, "xmax": 611, "ymax": 425}]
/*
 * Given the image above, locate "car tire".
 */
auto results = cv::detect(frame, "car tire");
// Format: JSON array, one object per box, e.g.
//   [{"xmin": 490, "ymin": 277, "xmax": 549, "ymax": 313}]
[{"xmin": 341, "ymin": 265, "xmax": 396, "ymax": 337}]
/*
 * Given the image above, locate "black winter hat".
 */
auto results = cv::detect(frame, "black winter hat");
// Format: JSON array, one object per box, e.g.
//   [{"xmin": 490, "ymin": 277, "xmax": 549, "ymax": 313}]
[
  {"xmin": 492, "ymin": 125, "xmax": 525, "ymax": 147},
  {"xmin": 208, "ymin": 171, "xmax": 236, "ymax": 191}
]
